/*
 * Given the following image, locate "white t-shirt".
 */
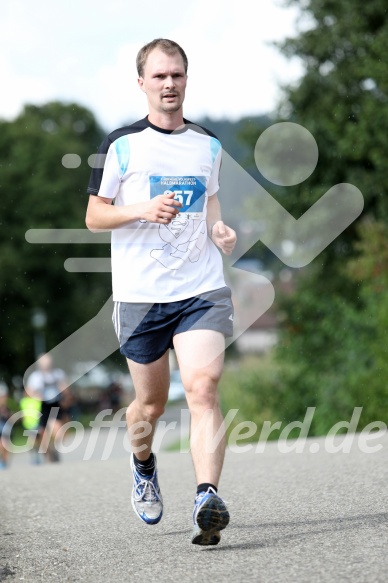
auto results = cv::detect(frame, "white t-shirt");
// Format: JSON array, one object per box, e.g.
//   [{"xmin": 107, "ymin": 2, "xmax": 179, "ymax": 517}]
[
  {"xmin": 26, "ymin": 369, "xmax": 65, "ymax": 403},
  {"xmin": 87, "ymin": 117, "xmax": 226, "ymax": 303}
]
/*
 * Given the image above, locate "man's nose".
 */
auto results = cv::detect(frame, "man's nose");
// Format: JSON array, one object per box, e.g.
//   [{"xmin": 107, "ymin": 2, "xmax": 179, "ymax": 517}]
[{"xmin": 164, "ymin": 76, "xmax": 175, "ymax": 89}]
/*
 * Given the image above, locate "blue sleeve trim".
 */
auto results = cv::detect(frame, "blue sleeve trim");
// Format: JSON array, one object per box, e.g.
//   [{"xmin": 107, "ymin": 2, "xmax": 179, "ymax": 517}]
[
  {"xmin": 114, "ymin": 136, "xmax": 130, "ymax": 178},
  {"xmin": 210, "ymin": 137, "xmax": 221, "ymax": 164}
]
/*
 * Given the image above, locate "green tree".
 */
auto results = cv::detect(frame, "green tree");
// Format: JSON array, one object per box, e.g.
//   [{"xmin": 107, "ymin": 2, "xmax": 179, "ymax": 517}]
[
  {"xmin": 0, "ymin": 102, "xmax": 110, "ymax": 385},
  {"xmin": 278, "ymin": 0, "xmax": 388, "ymax": 218},
  {"xmin": 238, "ymin": 0, "xmax": 388, "ymax": 431},
  {"xmin": 345, "ymin": 220, "xmax": 388, "ymax": 423}
]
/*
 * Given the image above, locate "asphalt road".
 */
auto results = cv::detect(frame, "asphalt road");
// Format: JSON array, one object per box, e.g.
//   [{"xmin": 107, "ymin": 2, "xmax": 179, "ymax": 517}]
[{"xmin": 1, "ymin": 430, "xmax": 388, "ymax": 582}]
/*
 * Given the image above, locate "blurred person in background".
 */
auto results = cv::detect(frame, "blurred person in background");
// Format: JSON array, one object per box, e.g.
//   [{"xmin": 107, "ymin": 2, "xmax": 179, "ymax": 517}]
[
  {"xmin": 25, "ymin": 353, "xmax": 67, "ymax": 462},
  {"xmin": 0, "ymin": 383, "xmax": 12, "ymax": 469},
  {"xmin": 99, "ymin": 380, "xmax": 124, "ymax": 415},
  {"xmin": 20, "ymin": 389, "xmax": 43, "ymax": 464},
  {"xmin": 107, "ymin": 381, "xmax": 123, "ymax": 414},
  {"xmin": 60, "ymin": 386, "xmax": 79, "ymax": 424}
]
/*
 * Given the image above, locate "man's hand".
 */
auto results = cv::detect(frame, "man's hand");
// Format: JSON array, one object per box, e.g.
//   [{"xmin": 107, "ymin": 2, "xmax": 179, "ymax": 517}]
[
  {"xmin": 211, "ymin": 220, "xmax": 237, "ymax": 255},
  {"xmin": 140, "ymin": 191, "xmax": 182, "ymax": 223}
]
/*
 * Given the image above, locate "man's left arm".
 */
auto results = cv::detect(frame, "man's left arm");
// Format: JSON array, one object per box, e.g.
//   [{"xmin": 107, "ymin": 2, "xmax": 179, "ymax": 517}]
[{"xmin": 206, "ymin": 193, "xmax": 236, "ymax": 256}]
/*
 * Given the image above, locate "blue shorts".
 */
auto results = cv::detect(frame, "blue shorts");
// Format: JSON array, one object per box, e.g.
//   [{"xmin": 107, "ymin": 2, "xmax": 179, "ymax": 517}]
[{"xmin": 112, "ymin": 286, "xmax": 234, "ymax": 364}]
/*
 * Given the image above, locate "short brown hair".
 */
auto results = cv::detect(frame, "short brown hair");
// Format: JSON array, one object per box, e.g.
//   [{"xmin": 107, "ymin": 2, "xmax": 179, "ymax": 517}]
[{"xmin": 136, "ymin": 38, "xmax": 188, "ymax": 77}]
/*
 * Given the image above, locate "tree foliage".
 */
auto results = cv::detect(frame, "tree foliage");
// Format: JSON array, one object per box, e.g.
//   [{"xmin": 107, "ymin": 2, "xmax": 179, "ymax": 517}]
[
  {"xmin": 277, "ymin": 0, "xmax": 388, "ymax": 429},
  {"xmin": 238, "ymin": 0, "xmax": 388, "ymax": 430},
  {"xmin": 0, "ymin": 102, "xmax": 110, "ymax": 385},
  {"xmin": 279, "ymin": 0, "xmax": 388, "ymax": 218}
]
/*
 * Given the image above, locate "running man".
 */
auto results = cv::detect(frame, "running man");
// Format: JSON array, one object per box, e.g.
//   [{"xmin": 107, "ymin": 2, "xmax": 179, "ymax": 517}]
[{"xmin": 85, "ymin": 38, "xmax": 237, "ymax": 545}]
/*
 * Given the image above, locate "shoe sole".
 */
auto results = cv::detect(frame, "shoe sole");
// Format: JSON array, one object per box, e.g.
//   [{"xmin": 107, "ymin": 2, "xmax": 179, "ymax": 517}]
[
  {"xmin": 196, "ymin": 496, "xmax": 230, "ymax": 532},
  {"xmin": 192, "ymin": 524, "xmax": 221, "ymax": 546}
]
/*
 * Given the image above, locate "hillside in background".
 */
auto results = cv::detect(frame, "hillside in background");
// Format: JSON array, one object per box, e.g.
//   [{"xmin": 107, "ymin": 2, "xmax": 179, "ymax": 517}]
[
  {"xmin": 197, "ymin": 114, "xmax": 271, "ymax": 179},
  {"xmin": 197, "ymin": 114, "xmax": 277, "ymax": 267}
]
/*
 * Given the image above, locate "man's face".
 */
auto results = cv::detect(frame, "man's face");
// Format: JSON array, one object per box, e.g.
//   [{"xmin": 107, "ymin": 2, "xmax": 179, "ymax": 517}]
[
  {"xmin": 138, "ymin": 48, "xmax": 187, "ymax": 116},
  {"xmin": 37, "ymin": 354, "xmax": 53, "ymax": 372}
]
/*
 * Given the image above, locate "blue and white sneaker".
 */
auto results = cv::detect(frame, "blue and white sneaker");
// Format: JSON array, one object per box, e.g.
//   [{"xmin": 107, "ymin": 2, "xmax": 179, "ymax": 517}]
[
  {"xmin": 192, "ymin": 487, "xmax": 229, "ymax": 545},
  {"xmin": 130, "ymin": 453, "xmax": 163, "ymax": 525}
]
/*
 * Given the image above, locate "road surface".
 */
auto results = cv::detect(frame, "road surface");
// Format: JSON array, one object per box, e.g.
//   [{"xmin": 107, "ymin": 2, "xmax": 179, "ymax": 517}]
[{"xmin": 1, "ymin": 428, "xmax": 388, "ymax": 582}]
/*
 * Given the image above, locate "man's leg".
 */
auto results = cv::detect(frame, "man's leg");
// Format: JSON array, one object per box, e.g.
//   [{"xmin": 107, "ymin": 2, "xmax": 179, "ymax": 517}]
[
  {"xmin": 39, "ymin": 406, "xmax": 62, "ymax": 463},
  {"xmin": 45, "ymin": 418, "xmax": 62, "ymax": 462},
  {"xmin": 125, "ymin": 350, "xmax": 170, "ymax": 457},
  {"xmin": 125, "ymin": 351, "xmax": 170, "ymax": 525},
  {"xmin": 173, "ymin": 329, "xmax": 226, "ymax": 484},
  {"xmin": 173, "ymin": 329, "xmax": 230, "ymax": 545}
]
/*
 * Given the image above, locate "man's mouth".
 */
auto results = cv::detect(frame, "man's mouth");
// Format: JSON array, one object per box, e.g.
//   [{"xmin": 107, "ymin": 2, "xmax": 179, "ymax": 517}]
[{"xmin": 162, "ymin": 93, "xmax": 178, "ymax": 99}]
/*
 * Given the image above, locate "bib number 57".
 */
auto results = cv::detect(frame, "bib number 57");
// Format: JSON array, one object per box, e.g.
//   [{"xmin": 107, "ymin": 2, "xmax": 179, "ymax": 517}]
[{"xmin": 164, "ymin": 189, "xmax": 193, "ymax": 206}]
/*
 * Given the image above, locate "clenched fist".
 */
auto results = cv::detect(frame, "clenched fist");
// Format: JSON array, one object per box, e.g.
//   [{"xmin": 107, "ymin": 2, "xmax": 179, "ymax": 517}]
[
  {"xmin": 211, "ymin": 221, "xmax": 237, "ymax": 255},
  {"xmin": 140, "ymin": 191, "xmax": 182, "ymax": 223}
]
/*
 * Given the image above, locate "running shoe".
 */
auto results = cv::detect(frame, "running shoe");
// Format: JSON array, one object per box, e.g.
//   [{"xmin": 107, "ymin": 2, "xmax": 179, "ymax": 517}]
[
  {"xmin": 130, "ymin": 453, "xmax": 163, "ymax": 525},
  {"xmin": 191, "ymin": 487, "xmax": 229, "ymax": 545}
]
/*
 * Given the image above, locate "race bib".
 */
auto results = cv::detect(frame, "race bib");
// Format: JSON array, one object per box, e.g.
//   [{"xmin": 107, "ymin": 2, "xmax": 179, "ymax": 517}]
[{"xmin": 149, "ymin": 176, "xmax": 206, "ymax": 219}]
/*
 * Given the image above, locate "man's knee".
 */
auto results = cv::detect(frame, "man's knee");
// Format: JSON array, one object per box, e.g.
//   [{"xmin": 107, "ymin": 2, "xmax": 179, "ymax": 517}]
[
  {"xmin": 127, "ymin": 400, "xmax": 166, "ymax": 422},
  {"xmin": 185, "ymin": 375, "xmax": 219, "ymax": 409}
]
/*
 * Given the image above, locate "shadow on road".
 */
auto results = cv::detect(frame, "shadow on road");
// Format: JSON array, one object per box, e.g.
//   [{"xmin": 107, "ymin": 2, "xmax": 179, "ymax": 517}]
[{"xmin": 197, "ymin": 512, "xmax": 388, "ymax": 552}]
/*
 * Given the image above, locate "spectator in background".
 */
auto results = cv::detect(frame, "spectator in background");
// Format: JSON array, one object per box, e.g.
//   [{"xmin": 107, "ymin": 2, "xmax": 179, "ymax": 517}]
[
  {"xmin": 107, "ymin": 381, "xmax": 123, "ymax": 414},
  {"xmin": 0, "ymin": 383, "xmax": 11, "ymax": 469},
  {"xmin": 25, "ymin": 353, "xmax": 67, "ymax": 462},
  {"xmin": 19, "ymin": 390, "xmax": 43, "ymax": 464},
  {"xmin": 60, "ymin": 386, "xmax": 79, "ymax": 424}
]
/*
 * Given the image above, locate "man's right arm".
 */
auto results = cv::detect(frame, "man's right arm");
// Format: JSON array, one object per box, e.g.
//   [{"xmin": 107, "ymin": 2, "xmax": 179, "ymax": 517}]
[
  {"xmin": 85, "ymin": 195, "xmax": 142, "ymax": 232},
  {"xmin": 85, "ymin": 192, "xmax": 182, "ymax": 232}
]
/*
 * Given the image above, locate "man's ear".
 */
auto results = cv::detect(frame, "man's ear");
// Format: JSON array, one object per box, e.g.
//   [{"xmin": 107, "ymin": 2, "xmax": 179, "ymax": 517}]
[{"xmin": 138, "ymin": 77, "xmax": 145, "ymax": 92}]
